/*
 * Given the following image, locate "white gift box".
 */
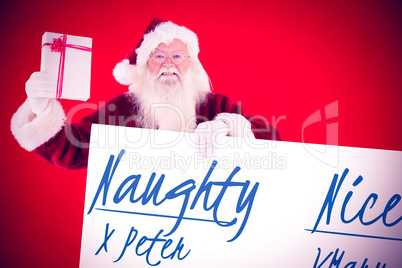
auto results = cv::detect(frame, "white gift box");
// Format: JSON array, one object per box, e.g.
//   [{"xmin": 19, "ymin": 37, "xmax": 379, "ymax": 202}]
[{"xmin": 41, "ymin": 32, "xmax": 92, "ymax": 101}]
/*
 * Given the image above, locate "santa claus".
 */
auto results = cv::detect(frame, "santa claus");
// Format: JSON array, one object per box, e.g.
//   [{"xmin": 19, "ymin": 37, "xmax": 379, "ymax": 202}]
[{"xmin": 11, "ymin": 18, "xmax": 279, "ymax": 169}]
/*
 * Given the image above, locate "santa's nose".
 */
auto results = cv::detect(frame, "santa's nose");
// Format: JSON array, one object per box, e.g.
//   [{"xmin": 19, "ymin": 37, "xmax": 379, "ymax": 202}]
[{"xmin": 164, "ymin": 57, "xmax": 173, "ymax": 65}]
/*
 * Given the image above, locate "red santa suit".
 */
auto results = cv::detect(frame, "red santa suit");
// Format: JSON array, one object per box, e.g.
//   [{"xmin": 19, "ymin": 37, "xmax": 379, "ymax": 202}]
[{"xmin": 32, "ymin": 92, "xmax": 279, "ymax": 169}]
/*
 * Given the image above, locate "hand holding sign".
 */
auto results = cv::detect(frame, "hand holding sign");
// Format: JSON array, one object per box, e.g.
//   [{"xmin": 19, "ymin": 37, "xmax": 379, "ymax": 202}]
[
  {"xmin": 194, "ymin": 119, "xmax": 229, "ymax": 157},
  {"xmin": 194, "ymin": 113, "xmax": 255, "ymax": 158}
]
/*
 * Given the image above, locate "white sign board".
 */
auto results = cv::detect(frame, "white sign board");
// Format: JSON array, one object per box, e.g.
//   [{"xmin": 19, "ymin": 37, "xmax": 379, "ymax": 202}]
[{"xmin": 80, "ymin": 124, "xmax": 402, "ymax": 267}]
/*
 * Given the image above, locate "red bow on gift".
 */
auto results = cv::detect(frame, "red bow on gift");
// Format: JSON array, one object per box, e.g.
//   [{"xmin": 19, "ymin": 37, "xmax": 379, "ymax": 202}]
[{"xmin": 49, "ymin": 37, "xmax": 64, "ymax": 52}]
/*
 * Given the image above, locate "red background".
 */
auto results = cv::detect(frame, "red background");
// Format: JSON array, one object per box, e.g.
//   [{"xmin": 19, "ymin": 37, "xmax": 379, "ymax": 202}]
[{"xmin": 0, "ymin": 0, "xmax": 401, "ymax": 267}]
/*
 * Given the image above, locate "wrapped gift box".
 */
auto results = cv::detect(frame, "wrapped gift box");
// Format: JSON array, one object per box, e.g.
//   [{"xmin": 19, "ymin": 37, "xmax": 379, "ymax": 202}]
[{"xmin": 41, "ymin": 32, "xmax": 92, "ymax": 101}]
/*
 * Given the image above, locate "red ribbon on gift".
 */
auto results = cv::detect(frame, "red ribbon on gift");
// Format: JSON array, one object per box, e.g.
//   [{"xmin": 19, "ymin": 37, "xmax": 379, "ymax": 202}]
[{"xmin": 42, "ymin": 34, "xmax": 92, "ymax": 98}]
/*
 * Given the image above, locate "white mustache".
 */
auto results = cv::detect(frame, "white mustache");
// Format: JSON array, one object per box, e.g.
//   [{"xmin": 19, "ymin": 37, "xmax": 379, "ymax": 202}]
[{"xmin": 157, "ymin": 67, "xmax": 182, "ymax": 79}]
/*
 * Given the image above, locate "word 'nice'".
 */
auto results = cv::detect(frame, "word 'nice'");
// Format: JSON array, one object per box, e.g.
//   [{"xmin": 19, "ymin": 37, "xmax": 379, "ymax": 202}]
[
  {"xmin": 87, "ymin": 149, "xmax": 259, "ymax": 242},
  {"xmin": 311, "ymin": 168, "xmax": 402, "ymax": 232}
]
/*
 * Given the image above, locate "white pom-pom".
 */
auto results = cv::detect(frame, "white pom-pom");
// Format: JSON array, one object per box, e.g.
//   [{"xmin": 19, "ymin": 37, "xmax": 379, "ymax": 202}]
[{"xmin": 113, "ymin": 59, "xmax": 137, "ymax": 85}]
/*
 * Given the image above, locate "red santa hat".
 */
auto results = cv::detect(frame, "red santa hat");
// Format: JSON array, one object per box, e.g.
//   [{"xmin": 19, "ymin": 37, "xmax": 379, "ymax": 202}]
[{"xmin": 113, "ymin": 18, "xmax": 200, "ymax": 85}]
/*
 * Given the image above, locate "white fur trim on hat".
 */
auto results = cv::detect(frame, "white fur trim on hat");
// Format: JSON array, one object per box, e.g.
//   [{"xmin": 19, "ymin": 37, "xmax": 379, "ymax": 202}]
[
  {"xmin": 10, "ymin": 99, "xmax": 66, "ymax": 151},
  {"xmin": 214, "ymin": 113, "xmax": 255, "ymax": 138}
]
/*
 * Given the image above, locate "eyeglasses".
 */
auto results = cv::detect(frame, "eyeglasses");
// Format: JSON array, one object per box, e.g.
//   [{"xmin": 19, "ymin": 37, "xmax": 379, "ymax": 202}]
[{"xmin": 151, "ymin": 51, "xmax": 189, "ymax": 64}]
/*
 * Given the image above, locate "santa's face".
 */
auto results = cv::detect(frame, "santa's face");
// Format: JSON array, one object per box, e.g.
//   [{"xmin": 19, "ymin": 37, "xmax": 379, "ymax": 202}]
[{"xmin": 147, "ymin": 39, "xmax": 190, "ymax": 85}]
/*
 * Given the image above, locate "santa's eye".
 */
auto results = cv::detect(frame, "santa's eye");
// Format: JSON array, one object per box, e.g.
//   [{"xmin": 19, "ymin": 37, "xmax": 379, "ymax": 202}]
[
  {"xmin": 152, "ymin": 53, "xmax": 166, "ymax": 63},
  {"xmin": 173, "ymin": 54, "xmax": 183, "ymax": 59}
]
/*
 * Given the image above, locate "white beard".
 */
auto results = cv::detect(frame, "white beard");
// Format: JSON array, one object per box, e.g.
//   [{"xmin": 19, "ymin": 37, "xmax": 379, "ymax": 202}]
[{"xmin": 128, "ymin": 65, "xmax": 206, "ymax": 132}]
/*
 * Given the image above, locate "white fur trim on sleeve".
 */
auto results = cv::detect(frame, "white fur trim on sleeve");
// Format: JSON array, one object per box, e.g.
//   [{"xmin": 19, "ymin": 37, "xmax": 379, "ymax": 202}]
[
  {"xmin": 214, "ymin": 113, "xmax": 255, "ymax": 138},
  {"xmin": 10, "ymin": 99, "xmax": 66, "ymax": 151}
]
